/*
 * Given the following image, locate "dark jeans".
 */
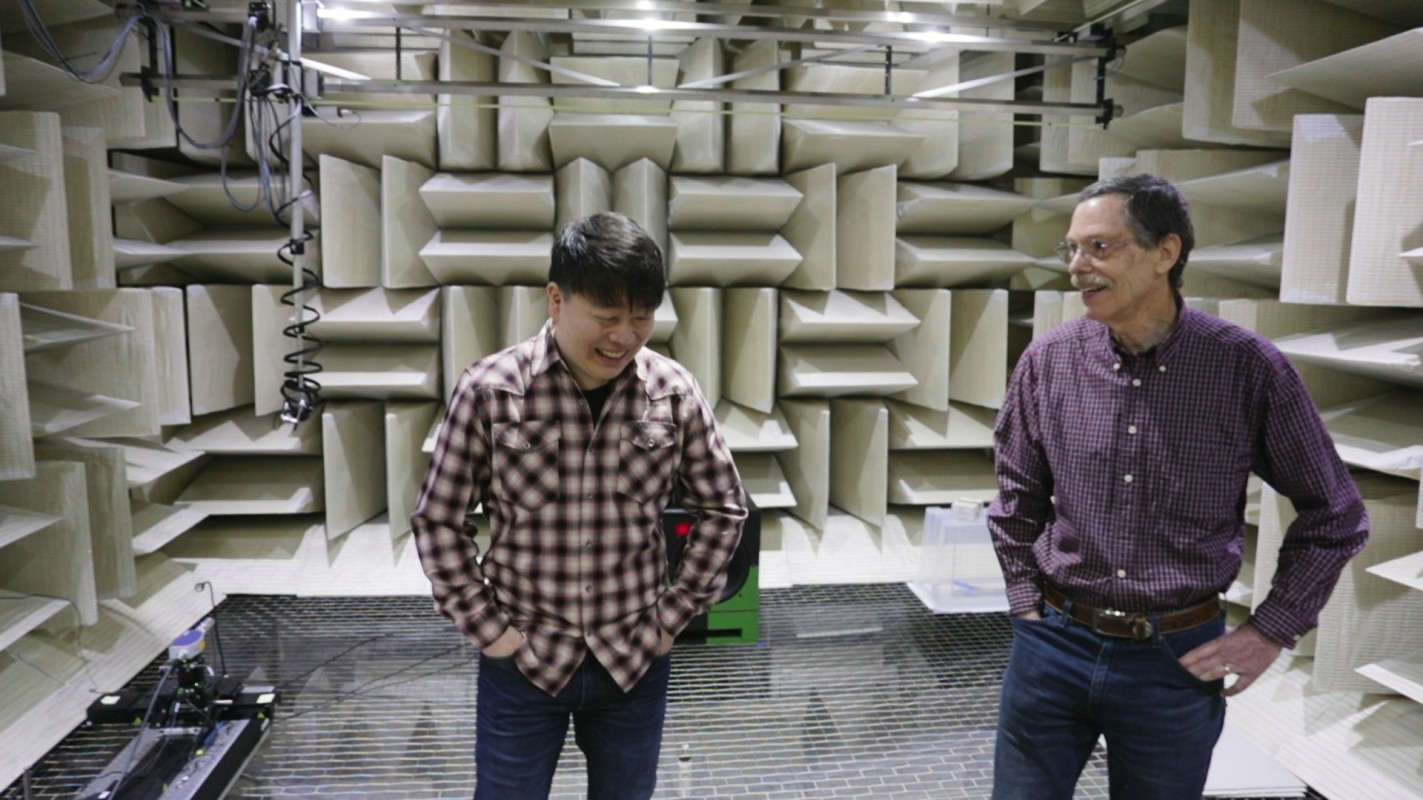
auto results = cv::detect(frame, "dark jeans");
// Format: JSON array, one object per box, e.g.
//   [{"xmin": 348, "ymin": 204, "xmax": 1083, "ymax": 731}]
[
  {"xmin": 473, "ymin": 651, "xmax": 671, "ymax": 800},
  {"xmin": 992, "ymin": 603, "xmax": 1226, "ymax": 800}
]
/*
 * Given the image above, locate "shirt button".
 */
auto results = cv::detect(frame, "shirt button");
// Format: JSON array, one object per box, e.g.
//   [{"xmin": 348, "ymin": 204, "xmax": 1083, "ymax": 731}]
[
  {"xmin": 1112, "ymin": 363, "xmax": 1121, "ymax": 371},
  {"xmin": 1158, "ymin": 365, "xmax": 1166, "ymax": 373},
  {"xmin": 585, "ymin": 585, "xmax": 593, "ymax": 593},
  {"xmin": 646, "ymin": 439, "xmax": 656, "ymax": 446},
  {"xmin": 1123, "ymin": 474, "xmax": 1134, "ymax": 483},
  {"xmin": 522, "ymin": 442, "xmax": 531, "ymax": 450},
  {"xmin": 1127, "ymin": 425, "xmax": 1138, "ymax": 435},
  {"xmin": 1131, "ymin": 378, "xmax": 1142, "ymax": 387},
  {"xmin": 584, "ymin": 540, "xmax": 592, "ymax": 549},
  {"xmin": 1117, "ymin": 569, "xmax": 1127, "ymax": 578}
]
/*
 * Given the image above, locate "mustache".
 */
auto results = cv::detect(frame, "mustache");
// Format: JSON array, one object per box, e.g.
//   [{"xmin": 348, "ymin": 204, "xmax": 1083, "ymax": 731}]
[{"xmin": 1071, "ymin": 275, "xmax": 1109, "ymax": 291}]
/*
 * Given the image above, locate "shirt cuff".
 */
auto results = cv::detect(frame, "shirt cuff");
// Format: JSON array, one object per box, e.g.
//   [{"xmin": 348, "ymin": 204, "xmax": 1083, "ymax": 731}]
[
  {"xmin": 1005, "ymin": 581, "xmax": 1043, "ymax": 617},
  {"xmin": 1245, "ymin": 604, "xmax": 1303, "ymax": 649},
  {"xmin": 656, "ymin": 591, "xmax": 698, "ymax": 637}
]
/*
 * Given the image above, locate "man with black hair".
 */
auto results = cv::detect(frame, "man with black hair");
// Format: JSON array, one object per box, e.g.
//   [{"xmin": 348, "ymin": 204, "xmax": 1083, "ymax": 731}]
[
  {"xmin": 987, "ymin": 174, "xmax": 1368, "ymax": 798},
  {"xmin": 413, "ymin": 211, "xmax": 746, "ymax": 800}
]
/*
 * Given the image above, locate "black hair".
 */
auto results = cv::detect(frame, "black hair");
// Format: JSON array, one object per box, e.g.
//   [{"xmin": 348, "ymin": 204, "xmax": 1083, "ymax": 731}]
[
  {"xmin": 549, "ymin": 211, "xmax": 666, "ymax": 311},
  {"xmin": 1080, "ymin": 173, "xmax": 1195, "ymax": 291}
]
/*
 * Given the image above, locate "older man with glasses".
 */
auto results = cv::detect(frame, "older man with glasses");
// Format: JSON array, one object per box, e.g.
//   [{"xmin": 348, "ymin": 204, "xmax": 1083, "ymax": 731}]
[{"xmin": 986, "ymin": 173, "xmax": 1369, "ymax": 799}]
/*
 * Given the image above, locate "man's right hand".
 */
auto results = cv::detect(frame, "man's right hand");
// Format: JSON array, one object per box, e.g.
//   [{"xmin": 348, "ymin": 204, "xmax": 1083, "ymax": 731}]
[{"xmin": 483, "ymin": 626, "xmax": 524, "ymax": 658}]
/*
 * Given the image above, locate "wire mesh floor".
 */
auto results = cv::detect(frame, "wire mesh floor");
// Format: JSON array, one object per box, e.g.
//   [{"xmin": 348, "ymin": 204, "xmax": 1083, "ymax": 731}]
[{"xmin": 3, "ymin": 584, "xmax": 1325, "ymax": 799}]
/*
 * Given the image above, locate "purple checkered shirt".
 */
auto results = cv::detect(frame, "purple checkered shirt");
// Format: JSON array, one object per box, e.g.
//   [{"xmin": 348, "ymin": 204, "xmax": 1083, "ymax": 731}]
[
  {"xmin": 987, "ymin": 305, "xmax": 1368, "ymax": 647},
  {"xmin": 413, "ymin": 322, "xmax": 746, "ymax": 695}
]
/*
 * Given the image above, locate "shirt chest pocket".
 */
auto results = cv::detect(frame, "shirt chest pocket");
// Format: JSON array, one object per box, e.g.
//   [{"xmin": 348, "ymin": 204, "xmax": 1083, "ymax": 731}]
[
  {"xmin": 491, "ymin": 422, "xmax": 562, "ymax": 511},
  {"xmin": 616, "ymin": 421, "xmax": 679, "ymax": 505}
]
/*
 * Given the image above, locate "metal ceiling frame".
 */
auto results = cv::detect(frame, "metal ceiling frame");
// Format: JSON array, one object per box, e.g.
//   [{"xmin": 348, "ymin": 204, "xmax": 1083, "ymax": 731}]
[{"xmin": 131, "ymin": 0, "xmax": 1123, "ymax": 122}]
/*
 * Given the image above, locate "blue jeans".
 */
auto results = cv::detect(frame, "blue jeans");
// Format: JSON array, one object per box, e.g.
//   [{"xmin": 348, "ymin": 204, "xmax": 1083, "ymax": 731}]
[
  {"xmin": 992, "ymin": 603, "xmax": 1226, "ymax": 800},
  {"xmin": 473, "ymin": 651, "xmax": 671, "ymax": 800}
]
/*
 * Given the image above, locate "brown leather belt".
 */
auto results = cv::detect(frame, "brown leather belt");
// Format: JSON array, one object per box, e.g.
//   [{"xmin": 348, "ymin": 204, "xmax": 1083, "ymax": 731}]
[{"xmin": 1042, "ymin": 585, "xmax": 1222, "ymax": 641}]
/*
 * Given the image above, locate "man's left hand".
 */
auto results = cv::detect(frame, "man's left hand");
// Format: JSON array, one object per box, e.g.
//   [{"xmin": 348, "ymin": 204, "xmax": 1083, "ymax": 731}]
[
  {"xmin": 656, "ymin": 629, "xmax": 675, "ymax": 656},
  {"xmin": 1178, "ymin": 620, "xmax": 1283, "ymax": 697}
]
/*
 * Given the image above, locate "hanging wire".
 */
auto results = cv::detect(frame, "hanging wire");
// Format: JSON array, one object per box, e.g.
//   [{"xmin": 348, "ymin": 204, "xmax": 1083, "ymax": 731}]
[{"xmin": 16, "ymin": 0, "xmax": 142, "ymax": 82}]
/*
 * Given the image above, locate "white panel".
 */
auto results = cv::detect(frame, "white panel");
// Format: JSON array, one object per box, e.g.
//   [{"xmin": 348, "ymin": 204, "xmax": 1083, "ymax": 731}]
[
  {"xmin": 670, "ymin": 37, "xmax": 726, "ymax": 174},
  {"xmin": 0, "ymin": 111, "xmax": 72, "ymax": 292},
  {"xmin": 1281, "ymin": 114, "xmax": 1363, "ymax": 305},
  {"xmin": 167, "ymin": 405, "xmax": 321, "ymax": 456},
  {"xmin": 0, "ymin": 461, "xmax": 97, "ymax": 624},
  {"xmin": 614, "ymin": 158, "xmax": 668, "ymax": 257},
  {"xmin": 951, "ymin": 51, "xmax": 1015, "ymax": 181},
  {"xmin": 175, "ymin": 456, "xmax": 324, "ymax": 515},
  {"xmin": 1346, "ymin": 98, "xmax": 1423, "ymax": 307},
  {"xmin": 61, "ymin": 127, "xmax": 114, "ymax": 290},
  {"xmin": 896, "ymin": 182, "xmax": 1036, "ymax": 236},
  {"xmin": 949, "ymin": 289, "xmax": 1010, "ymax": 409},
  {"xmin": 895, "ymin": 237, "xmax": 1036, "ymax": 288},
  {"xmin": 887, "ymin": 449, "xmax": 998, "ymax": 506},
  {"xmin": 726, "ymin": 39, "xmax": 780, "ymax": 176},
  {"xmin": 1232, "ymin": 0, "xmax": 1395, "ymax": 131},
  {"xmin": 781, "ymin": 164, "xmax": 837, "ymax": 291},
  {"xmin": 323, "ymin": 400, "xmax": 387, "ymax": 539},
  {"xmin": 555, "ymin": 158, "xmax": 612, "ymax": 230},
  {"xmin": 779, "ymin": 290, "xmax": 918, "ymax": 345},
  {"xmin": 722, "ymin": 287, "xmax": 778, "ymax": 414},
  {"xmin": 498, "ymin": 31, "xmax": 555, "ymax": 172},
  {"xmin": 438, "ymin": 29, "xmax": 497, "ymax": 171},
  {"xmin": 386, "ymin": 401, "xmax": 439, "ymax": 538},
  {"xmin": 668, "ymin": 232, "xmax": 801, "ymax": 287},
  {"xmin": 667, "ymin": 176, "xmax": 802, "ymax": 231},
  {"xmin": 420, "ymin": 230, "xmax": 553, "ymax": 285},
  {"xmin": 0, "ymin": 294, "xmax": 36, "ymax": 480},
  {"xmin": 381, "ymin": 155, "xmax": 439, "ymax": 288},
  {"xmin": 319, "ymin": 154, "xmax": 382, "ymax": 288},
  {"xmin": 778, "ymin": 345, "xmax": 917, "ymax": 398},
  {"xmin": 302, "ymin": 110, "xmax": 437, "ymax": 171},
  {"xmin": 186, "ymin": 285, "xmax": 253, "ymax": 417},
  {"xmin": 888, "ymin": 289, "xmax": 950, "ymax": 412},
  {"xmin": 782, "ymin": 119, "xmax": 922, "ymax": 175},
  {"xmin": 442, "ymin": 285, "xmax": 500, "ymax": 402},
  {"xmin": 777, "ymin": 399, "xmax": 831, "ymax": 529},
  {"xmin": 829, "ymin": 399, "xmax": 887, "ymax": 527},
  {"xmin": 1268, "ymin": 28, "xmax": 1423, "ymax": 110},
  {"xmin": 1182, "ymin": 0, "xmax": 1291, "ymax": 147},
  {"xmin": 715, "ymin": 399, "xmax": 797, "ymax": 452},
  {"xmin": 886, "ymin": 399, "xmax": 996, "ymax": 450},
  {"xmin": 33, "ymin": 441, "xmax": 134, "ymax": 600},
  {"xmin": 669, "ymin": 287, "xmax": 721, "ymax": 408},
  {"xmin": 24, "ymin": 289, "xmax": 160, "ymax": 437},
  {"xmin": 306, "ymin": 288, "xmax": 441, "ymax": 343},
  {"xmin": 149, "ymin": 287, "xmax": 190, "ymax": 426},
  {"xmin": 419, "ymin": 172, "xmax": 555, "ymax": 229},
  {"xmin": 548, "ymin": 114, "xmax": 679, "ymax": 172},
  {"xmin": 836, "ymin": 165, "xmax": 897, "ymax": 291}
]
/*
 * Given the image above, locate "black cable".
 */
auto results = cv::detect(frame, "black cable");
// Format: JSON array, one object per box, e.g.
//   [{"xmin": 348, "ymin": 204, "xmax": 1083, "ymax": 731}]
[
  {"xmin": 0, "ymin": 592, "xmax": 98, "ymax": 692},
  {"xmin": 278, "ymin": 643, "xmax": 475, "ymax": 723},
  {"xmin": 16, "ymin": 0, "xmax": 141, "ymax": 83},
  {"xmin": 276, "ymin": 234, "xmax": 324, "ymax": 427},
  {"xmin": 102, "ymin": 665, "xmax": 174, "ymax": 800},
  {"xmin": 193, "ymin": 581, "xmax": 229, "ymax": 678}
]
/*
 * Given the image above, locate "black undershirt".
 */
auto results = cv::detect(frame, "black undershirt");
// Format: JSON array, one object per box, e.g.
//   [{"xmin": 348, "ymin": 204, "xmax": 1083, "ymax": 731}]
[{"xmin": 581, "ymin": 380, "xmax": 614, "ymax": 422}]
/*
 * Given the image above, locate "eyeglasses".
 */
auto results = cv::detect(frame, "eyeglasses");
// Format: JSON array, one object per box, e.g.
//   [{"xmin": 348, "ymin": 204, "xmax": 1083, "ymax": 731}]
[{"xmin": 1054, "ymin": 238, "xmax": 1135, "ymax": 266}]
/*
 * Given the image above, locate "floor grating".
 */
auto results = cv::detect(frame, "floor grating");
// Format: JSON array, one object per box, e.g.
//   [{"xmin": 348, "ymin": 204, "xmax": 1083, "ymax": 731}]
[{"xmin": 2, "ymin": 584, "xmax": 1325, "ymax": 799}]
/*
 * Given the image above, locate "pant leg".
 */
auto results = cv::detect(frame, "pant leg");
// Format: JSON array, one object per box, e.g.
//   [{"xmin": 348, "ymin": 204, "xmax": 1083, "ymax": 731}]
[
  {"xmin": 473, "ymin": 653, "xmax": 572, "ymax": 800},
  {"xmin": 992, "ymin": 606, "xmax": 1102, "ymax": 800},
  {"xmin": 573, "ymin": 653, "xmax": 671, "ymax": 800},
  {"xmin": 1100, "ymin": 615, "xmax": 1227, "ymax": 800}
]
